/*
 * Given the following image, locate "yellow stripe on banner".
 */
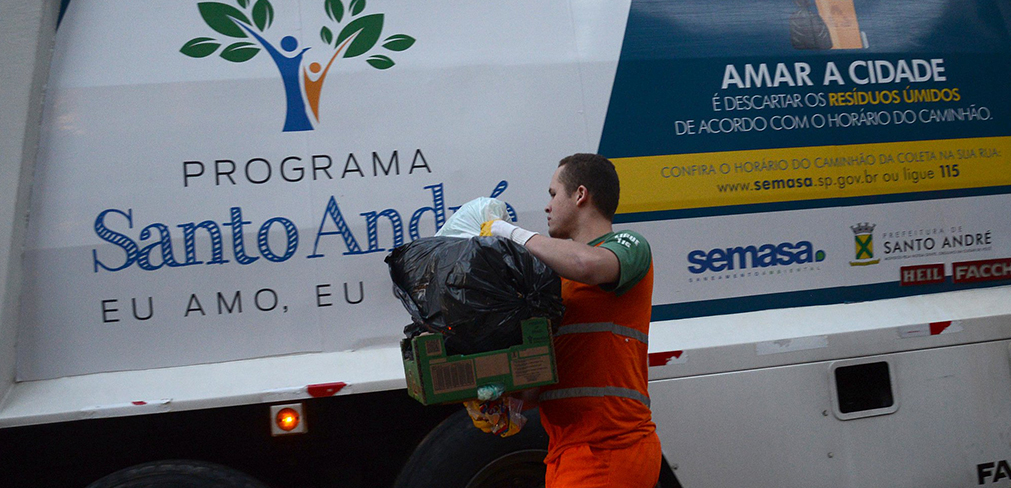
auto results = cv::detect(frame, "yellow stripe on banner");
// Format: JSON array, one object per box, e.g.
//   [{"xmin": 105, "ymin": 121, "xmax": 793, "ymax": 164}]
[{"xmin": 613, "ymin": 136, "xmax": 1011, "ymax": 214}]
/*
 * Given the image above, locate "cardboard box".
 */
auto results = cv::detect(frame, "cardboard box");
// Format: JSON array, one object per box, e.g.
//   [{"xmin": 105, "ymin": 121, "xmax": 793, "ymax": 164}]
[{"xmin": 402, "ymin": 317, "xmax": 557, "ymax": 405}]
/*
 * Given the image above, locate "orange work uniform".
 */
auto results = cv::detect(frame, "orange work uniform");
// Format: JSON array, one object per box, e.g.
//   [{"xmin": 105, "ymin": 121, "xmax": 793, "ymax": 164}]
[{"xmin": 539, "ymin": 230, "xmax": 661, "ymax": 488}]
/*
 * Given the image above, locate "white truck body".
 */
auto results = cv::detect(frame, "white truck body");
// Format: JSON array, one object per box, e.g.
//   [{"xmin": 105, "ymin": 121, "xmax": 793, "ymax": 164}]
[{"xmin": 3, "ymin": 0, "xmax": 1011, "ymax": 487}]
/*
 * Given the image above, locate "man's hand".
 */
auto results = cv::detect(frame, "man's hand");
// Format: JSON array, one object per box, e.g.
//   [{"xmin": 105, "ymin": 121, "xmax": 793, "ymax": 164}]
[{"xmin": 481, "ymin": 219, "xmax": 538, "ymax": 245}]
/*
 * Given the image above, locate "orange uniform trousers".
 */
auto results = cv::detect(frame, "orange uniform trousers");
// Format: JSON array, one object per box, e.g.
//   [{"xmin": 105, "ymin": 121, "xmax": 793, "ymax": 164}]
[{"xmin": 545, "ymin": 432, "xmax": 662, "ymax": 488}]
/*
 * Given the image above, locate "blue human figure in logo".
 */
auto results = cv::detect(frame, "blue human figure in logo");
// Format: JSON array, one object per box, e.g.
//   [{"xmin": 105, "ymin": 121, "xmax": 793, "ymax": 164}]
[{"xmin": 239, "ymin": 26, "xmax": 313, "ymax": 132}]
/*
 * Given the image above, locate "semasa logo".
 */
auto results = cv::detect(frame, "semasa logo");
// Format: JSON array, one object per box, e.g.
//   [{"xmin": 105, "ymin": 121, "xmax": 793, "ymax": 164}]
[
  {"xmin": 181, "ymin": 0, "xmax": 415, "ymax": 132},
  {"xmin": 687, "ymin": 241, "xmax": 825, "ymax": 274}
]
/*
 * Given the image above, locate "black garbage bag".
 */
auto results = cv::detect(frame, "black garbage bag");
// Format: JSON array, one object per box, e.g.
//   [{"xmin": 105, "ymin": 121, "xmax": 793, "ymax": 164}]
[{"xmin": 386, "ymin": 236, "xmax": 564, "ymax": 356}]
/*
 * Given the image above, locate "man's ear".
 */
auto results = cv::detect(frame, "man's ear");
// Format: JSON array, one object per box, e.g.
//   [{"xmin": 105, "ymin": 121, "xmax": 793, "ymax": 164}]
[{"xmin": 574, "ymin": 185, "xmax": 589, "ymax": 207}]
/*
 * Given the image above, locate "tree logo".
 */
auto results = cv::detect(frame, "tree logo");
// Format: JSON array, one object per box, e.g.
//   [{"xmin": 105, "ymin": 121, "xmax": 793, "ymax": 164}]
[{"xmin": 181, "ymin": 0, "xmax": 415, "ymax": 132}]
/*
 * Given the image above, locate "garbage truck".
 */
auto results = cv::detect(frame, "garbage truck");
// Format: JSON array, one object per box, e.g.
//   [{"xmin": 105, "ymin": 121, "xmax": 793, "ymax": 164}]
[{"xmin": 3, "ymin": 0, "xmax": 1011, "ymax": 486}]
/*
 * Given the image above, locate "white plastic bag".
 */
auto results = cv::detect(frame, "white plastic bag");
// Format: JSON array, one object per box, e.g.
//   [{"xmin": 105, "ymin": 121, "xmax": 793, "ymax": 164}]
[{"xmin": 435, "ymin": 197, "xmax": 510, "ymax": 238}]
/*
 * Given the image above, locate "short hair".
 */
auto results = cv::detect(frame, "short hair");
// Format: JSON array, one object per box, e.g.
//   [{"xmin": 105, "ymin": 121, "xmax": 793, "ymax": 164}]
[{"xmin": 557, "ymin": 153, "xmax": 620, "ymax": 220}]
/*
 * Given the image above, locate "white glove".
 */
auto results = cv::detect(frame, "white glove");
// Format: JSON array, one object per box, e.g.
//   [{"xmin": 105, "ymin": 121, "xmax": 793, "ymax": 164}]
[{"xmin": 486, "ymin": 220, "xmax": 538, "ymax": 246}]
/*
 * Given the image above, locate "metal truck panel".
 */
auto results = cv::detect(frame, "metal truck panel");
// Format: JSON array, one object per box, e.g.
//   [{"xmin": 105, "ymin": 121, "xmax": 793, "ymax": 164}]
[
  {"xmin": 651, "ymin": 339, "xmax": 1011, "ymax": 487},
  {"xmin": 6, "ymin": 0, "xmax": 1011, "ymax": 440},
  {"xmin": 0, "ymin": 346, "xmax": 404, "ymax": 428},
  {"xmin": 648, "ymin": 285, "xmax": 1011, "ymax": 379}
]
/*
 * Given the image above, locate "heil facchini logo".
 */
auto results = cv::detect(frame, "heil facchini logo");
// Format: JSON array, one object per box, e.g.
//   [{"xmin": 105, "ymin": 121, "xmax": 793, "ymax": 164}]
[{"xmin": 181, "ymin": 0, "xmax": 415, "ymax": 132}]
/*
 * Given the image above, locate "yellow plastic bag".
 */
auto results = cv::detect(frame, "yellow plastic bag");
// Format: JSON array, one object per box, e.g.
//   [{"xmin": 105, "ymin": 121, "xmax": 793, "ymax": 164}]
[{"xmin": 463, "ymin": 397, "xmax": 526, "ymax": 437}]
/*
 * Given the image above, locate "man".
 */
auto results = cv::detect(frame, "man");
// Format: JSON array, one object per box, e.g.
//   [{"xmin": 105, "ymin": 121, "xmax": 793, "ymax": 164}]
[{"xmin": 486, "ymin": 153, "xmax": 660, "ymax": 488}]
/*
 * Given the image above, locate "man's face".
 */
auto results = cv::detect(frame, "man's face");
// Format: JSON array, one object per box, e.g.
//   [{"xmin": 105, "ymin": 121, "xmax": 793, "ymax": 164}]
[{"xmin": 545, "ymin": 166, "xmax": 577, "ymax": 239}]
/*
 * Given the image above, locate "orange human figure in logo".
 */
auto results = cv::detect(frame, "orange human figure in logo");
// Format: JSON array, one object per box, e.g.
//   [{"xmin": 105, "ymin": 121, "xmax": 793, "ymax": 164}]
[{"xmin": 303, "ymin": 34, "xmax": 358, "ymax": 122}]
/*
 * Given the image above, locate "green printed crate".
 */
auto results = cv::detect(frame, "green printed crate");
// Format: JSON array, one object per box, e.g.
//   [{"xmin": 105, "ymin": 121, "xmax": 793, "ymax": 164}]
[{"xmin": 402, "ymin": 317, "xmax": 557, "ymax": 405}]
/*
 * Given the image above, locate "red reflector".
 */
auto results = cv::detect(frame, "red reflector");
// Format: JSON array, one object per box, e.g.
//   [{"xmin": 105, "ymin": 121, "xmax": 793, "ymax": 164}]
[
  {"xmin": 308, "ymin": 382, "xmax": 347, "ymax": 398},
  {"xmin": 648, "ymin": 351, "xmax": 683, "ymax": 367},
  {"xmin": 930, "ymin": 321, "xmax": 952, "ymax": 335}
]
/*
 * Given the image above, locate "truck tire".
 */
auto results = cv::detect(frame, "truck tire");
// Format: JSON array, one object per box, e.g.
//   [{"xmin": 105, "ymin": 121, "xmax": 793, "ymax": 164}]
[
  {"xmin": 394, "ymin": 408, "xmax": 549, "ymax": 488},
  {"xmin": 85, "ymin": 460, "xmax": 269, "ymax": 488}
]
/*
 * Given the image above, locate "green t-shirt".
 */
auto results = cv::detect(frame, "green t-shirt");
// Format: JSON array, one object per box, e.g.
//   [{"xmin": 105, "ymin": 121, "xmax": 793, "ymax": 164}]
[{"xmin": 591, "ymin": 230, "xmax": 652, "ymax": 296}]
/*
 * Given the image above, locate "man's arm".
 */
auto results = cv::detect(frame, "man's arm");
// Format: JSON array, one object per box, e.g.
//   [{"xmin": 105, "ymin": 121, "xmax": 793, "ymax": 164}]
[
  {"xmin": 524, "ymin": 234, "xmax": 620, "ymax": 286},
  {"xmin": 485, "ymin": 220, "xmax": 620, "ymax": 285}
]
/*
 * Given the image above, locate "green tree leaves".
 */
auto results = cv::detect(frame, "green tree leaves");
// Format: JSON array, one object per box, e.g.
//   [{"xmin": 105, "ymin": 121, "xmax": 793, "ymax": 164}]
[
  {"xmin": 221, "ymin": 42, "xmax": 260, "ymax": 62},
  {"xmin": 252, "ymin": 0, "xmax": 274, "ymax": 31},
  {"xmin": 349, "ymin": 0, "xmax": 366, "ymax": 16},
  {"xmin": 325, "ymin": 0, "xmax": 344, "ymax": 23},
  {"xmin": 368, "ymin": 34, "xmax": 416, "ymax": 68},
  {"xmin": 335, "ymin": 13, "xmax": 384, "ymax": 58},
  {"xmin": 323, "ymin": 0, "xmax": 369, "ymax": 25},
  {"xmin": 185, "ymin": 0, "xmax": 276, "ymax": 62},
  {"xmin": 184, "ymin": 0, "xmax": 414, "ymax": 71},
  {"xmin": 366, "ymin": 54, "xmax": 394, "ymax": 70},
  {"xmin": 197, "ymin": 2, "xmax": 250, "ymax": 38},
  {"xmin": 382, "ymin": 34, "xmax": 415, "ymax": 52},
  {"xmin": 180, "ymin": 37, "xmax": 221, "ymax": 58},
  {"xmin": 315, "ymin": 0, "xmax": 415, "ymax": 72}
]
